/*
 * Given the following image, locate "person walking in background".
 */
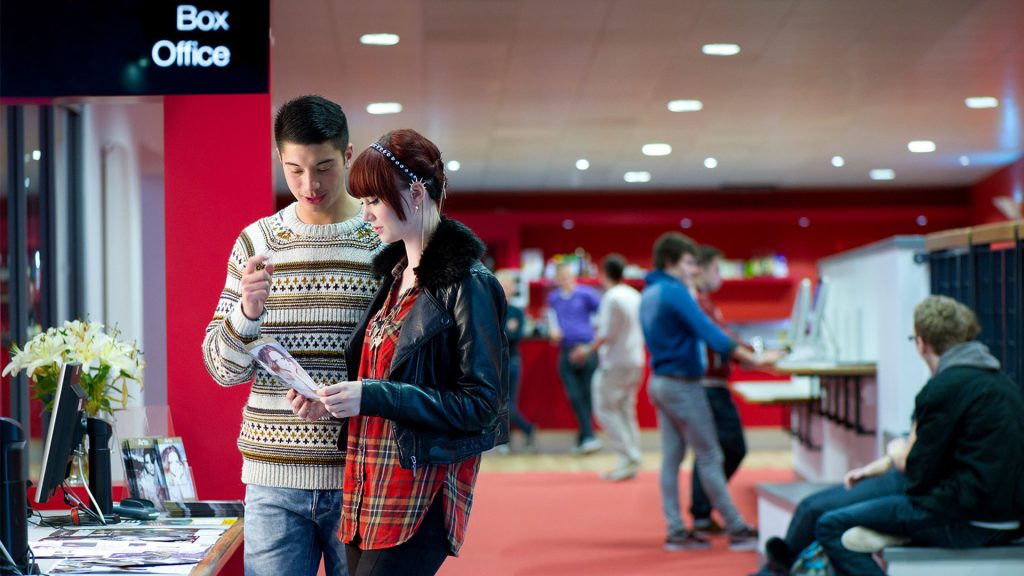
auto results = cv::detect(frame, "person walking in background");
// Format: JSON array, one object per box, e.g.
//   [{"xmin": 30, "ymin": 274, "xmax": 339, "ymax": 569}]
[
  {"xmin": 496, "ymin": 269, "xmax": 537, "ymax": 454},
  {"xmin": 547, "ymin": 263, "xmax": 603, "ymax": 455},
  {"xmin": 641, "ymin": 232, "xmax": 783, "ymax": 552},
  {"xmin": 689, "ymin": 245, "xmax": 749, "ymax": 534},
  {"xmin": 293, "ymin": 129, "xmax": 509, "ymax": 576},
  {"xmin": 203, "ymin": 95, "xmax": 381, "ymax": 576},
  {"xmin": 573, "ymin": 254, "xmax": 645, "ymax": 480}
]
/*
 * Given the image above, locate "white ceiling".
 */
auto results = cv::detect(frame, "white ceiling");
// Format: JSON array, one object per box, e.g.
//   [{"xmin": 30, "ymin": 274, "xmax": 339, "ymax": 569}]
[{"xmin": 270, "ymin": 0, "xmax": 1024, "ymax": 192}]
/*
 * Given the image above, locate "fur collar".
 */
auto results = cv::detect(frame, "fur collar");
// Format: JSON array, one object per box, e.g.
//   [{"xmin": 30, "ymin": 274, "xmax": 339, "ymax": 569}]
[{"xmin": 372, "ymin": 217, "xmax": 486, "ymax": 292}]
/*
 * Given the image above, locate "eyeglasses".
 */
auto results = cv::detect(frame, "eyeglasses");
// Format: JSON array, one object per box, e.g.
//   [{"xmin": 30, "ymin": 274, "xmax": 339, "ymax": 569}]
[{"xmin": 907, "ymin": 334, "xmax": 917, "ymax": 342}]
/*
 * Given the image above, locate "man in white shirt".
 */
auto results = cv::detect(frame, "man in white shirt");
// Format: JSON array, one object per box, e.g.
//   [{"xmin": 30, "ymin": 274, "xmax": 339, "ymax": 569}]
[{"xmin": 574, "ymin": 254, "xmax": 646, "ymax": 480}]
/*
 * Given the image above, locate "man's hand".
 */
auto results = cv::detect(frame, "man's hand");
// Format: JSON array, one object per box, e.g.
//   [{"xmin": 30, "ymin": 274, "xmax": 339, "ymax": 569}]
[
  {"xmin": 240, "ymin": 255, "xmax": 275, "ymax": 320},
  {"xmin": 843, "ymin": 456, "xmax": 893, "ymax": 489},
  {"xmin": 287, "ymin": 389, "xmax": 328, "ymax": 421},
  {"xmin": 318, "ymin": 381, "xmax": 363, "ymax": 419},
  {"xmin": 569, "ymin": 344, "xmax": 591, "ymax": 366}
]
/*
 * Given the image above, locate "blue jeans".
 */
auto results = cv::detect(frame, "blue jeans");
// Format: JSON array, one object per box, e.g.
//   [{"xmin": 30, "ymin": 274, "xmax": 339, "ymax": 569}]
[
  {"xmin": 817, "ymin": 493, "xmax": 1018, "ymax": 576},
  {"xmin": 690, "ymin": 386, "xmax": 747, "ymax": 520},
  {"xmin": 244, "ymin": 484, "xmax": 347, "ymax": 576},
  {"xmin": 508, "ymin": 356, "xmax": 534, "ymax": 434},
  {"xmin": 783, "ymin": 469, "xmax": 908, "ymax": 560},
  {"xmin": 558, "ymin": 347, "xmax": 597, "ymax": 444},
  {"xmin": 647, "ymin": 376, "xmax": 746, "ymax": 533}
]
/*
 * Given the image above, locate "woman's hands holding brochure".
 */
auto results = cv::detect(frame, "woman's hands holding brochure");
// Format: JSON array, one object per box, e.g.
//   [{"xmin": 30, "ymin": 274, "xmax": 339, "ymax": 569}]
[
  {"xmin": 318, "ymin": 381, "xmax": 363, "ymax": 419},
  {"xmin": 287, "ymin": 380, "xmax": 363, "ymax": 419}
]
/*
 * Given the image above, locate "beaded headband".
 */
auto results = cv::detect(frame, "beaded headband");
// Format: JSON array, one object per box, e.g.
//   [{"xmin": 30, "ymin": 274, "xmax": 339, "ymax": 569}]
[{"xmin": 370, "ymin": 142, "xmax": 431, "ymax": 186}]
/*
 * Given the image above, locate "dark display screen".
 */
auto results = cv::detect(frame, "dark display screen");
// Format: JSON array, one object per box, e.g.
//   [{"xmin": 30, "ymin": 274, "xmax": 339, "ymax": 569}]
[{"xmin": 1, "ymin": 1, "xmax": 269, "ymax": 97}]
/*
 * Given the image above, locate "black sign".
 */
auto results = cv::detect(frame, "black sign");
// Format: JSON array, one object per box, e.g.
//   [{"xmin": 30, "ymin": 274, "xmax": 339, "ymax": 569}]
[{"xmin": 1, "ymin": 1, "xmax": 269, "ymax": 97}]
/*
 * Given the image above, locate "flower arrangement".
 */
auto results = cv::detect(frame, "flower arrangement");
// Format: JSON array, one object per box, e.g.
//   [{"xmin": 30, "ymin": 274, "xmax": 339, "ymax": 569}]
[{"xmin": 2, "ymin": 320, "xmax": 145, "ymax": 418}]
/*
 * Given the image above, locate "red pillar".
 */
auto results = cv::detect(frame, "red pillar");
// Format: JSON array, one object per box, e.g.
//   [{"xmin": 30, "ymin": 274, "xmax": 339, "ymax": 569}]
[{"xmin": 164, "ymin": 94, "xmax": 272, "ymax": 499}]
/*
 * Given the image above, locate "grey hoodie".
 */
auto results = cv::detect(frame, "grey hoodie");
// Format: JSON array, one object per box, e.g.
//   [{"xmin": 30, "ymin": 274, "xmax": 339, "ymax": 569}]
[{"xmin": 935, "ymin": 340, "xmax": 1001, "ymax": 374}]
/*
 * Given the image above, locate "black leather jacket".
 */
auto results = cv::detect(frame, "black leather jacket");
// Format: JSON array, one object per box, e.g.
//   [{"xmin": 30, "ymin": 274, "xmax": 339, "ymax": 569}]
[{"xmin": 344, "ymin": 218, "xmax": 510, "ymax": 473}]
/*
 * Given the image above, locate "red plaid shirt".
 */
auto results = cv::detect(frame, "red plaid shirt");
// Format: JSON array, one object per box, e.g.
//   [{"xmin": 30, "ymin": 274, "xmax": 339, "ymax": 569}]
[{"xmin": 340, "ymin": 260, "xmax": 481, "ymax": 554}]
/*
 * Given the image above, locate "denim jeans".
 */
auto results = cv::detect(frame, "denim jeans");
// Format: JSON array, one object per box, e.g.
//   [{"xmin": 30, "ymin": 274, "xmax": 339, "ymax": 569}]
[
  {"xmin": 558, "ymin": 347, "xmax": 597, "ymax": 444},
  {"xmin": 817, "ymin": 493, "xmax": 1018, "ymax": 576},
  {"xmin": 690, "ymin": 386, "xmax": 747, "ymax": 520},
  {"xmin": 647, "ymin": 375, "xmax": 746, "ymax": 533},
  {"xmin": 783, "ymin": 469, "xmax": 907, "ymax": 560},
  {"xmin": 508, "ymin": 356, "xmax": 534, "ymax": 434},
  {"xmin": 244, "ymin": 484, "xmax": 347, "ymax": 576}
]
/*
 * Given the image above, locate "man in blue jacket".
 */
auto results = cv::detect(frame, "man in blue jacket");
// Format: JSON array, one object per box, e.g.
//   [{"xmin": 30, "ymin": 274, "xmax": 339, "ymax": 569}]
[{"xmin": 641, "ymin": 232, "xmax": 783, "ymax": 551}]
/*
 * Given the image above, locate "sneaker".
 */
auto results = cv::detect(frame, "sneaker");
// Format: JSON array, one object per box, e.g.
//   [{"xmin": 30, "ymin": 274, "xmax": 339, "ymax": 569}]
[
  {"xmin": 692, "ymin": 517, "xmax": 726, "ymax": 536},
  {"xmin": 727, "ymin": 525, "xmax": 759, "ymax": 551},
  {"xmin": 600, "ymin": 461, "xmax": 639, "ymax": 482},
  {"xmin": 764, "ymin": 536, "xmax": 793, "ymax": 569},
  {"xmin": 664, "ymin": 529, "xmax": 711, "ymax": 551},
  {"xmin": 578, "ymin": 437, "xmax": 602, "ymax": 455},
  {"xmin": 841, "ymin": 526, "xmax": 910, "ymax": 553}
]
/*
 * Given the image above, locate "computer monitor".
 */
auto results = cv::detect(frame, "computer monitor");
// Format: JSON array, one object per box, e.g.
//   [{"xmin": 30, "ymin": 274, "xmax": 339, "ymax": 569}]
[
  {"xmin": 806, "ymin": 276, "xmax": 830, "ymax": 344},
  {"xmin": 35, "ymin": 362, "xmax": 86, "ymax": 505},
  {"xmin": 784, "ymin": 278, "xmax": 813, "ymax": 348}
]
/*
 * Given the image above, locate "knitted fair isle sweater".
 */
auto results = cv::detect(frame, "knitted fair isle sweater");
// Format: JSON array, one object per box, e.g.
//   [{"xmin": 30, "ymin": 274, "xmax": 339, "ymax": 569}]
[{"xmin": 202, "ymin": 203, "xmax": 382, "ymax": 490}]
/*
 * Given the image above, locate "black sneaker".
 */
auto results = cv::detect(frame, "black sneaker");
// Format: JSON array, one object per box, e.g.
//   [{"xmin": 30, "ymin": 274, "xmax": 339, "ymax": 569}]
[
  {"xmin": 764, "ymin": 536, "xmax": 793, "ymax": 569},
  {"xmin": 665, "ymin": 529, "xmax": 712, "ymax": 551},
  {"xmin": 727, "ymin": 525, "xmax": 759, "ymax": 551},
  {"xmin": 692, "ymin": 517, "xmax": 726, "ymax": 536}
]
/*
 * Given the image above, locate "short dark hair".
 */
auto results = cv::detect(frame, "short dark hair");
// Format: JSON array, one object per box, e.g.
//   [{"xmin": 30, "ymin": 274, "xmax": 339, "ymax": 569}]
[
  {"xmin": 348, "ymin": 129, "xmax": 447, "ymax": 222},
  {"xmin": 602, "ymin": 254, "xmax": 626, "ymax": 282},
  {"xmin": 274, "ymin": 95, "xmax": 349, "ymax": 152},
  {"xmin": 652, "ymin": 232, "xmax": 698, "ymax": 270},
  {"xmin": 698, "ymin": 245, "xmax": 723, "ymax": 267}
]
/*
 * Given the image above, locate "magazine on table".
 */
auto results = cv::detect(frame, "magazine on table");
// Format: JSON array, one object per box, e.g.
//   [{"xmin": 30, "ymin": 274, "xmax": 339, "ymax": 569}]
[
  {"xmin": 245, "ymin": 336, "xmax": 321, "ymax": 400},
  {"xmin": 120, "ymin": 438, "xmax": 170, "ymax": 511},
  {"xmin": 120, "ymin": 436, "xmax": 197, "ymax": 510},
  {"xmin": 154, "ymin": 437, "xmax": 197, "ymax": 502}
]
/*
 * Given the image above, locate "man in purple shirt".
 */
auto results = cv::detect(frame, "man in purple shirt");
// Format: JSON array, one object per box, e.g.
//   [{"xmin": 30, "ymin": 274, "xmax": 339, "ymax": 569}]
[{"xmin": 547, "ymin": 263, "xmax": 603, "ymax": 454}]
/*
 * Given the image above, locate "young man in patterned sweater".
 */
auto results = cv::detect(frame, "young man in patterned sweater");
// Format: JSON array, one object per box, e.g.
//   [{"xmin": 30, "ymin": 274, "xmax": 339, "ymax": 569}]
[{"xmin": 202, "ymin": 96, "xmax": 381, "ymax": 576}]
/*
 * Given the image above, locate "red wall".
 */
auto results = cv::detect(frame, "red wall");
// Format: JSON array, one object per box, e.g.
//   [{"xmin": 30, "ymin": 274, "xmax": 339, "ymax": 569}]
[
  {"xmin": 447, "ymin": 188, "xmax": 971, "ymax": 322},
  {"xmin": 164, "ymin": 94, "xmax": 272, "ymax": 500},
  {"xmin": 971, "ymin": 157, "xmax": 1024, "ymax": 224}
]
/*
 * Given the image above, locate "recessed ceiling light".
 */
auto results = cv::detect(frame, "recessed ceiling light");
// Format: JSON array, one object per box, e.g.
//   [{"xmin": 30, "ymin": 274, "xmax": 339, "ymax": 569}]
[
  {"xmin": 870, "ymin": 169, "xmax": 895, "ymax": 181},
  {"xmin": 446, "ymin": 160, "xmax": 461, "ymax": 172},
  {"xmin": 964, "ymin": 96, "xmax": 999, "ymax": 109},
  {"xmin": 907, "ymin": 140, "xmax": 936, "ymax": 153},
  {"xmin": 624, "ymin": 171, "xmax": 652, "ymax": 183},
  {"xmin": 667, "ymin": 99, "xmax": 703, "ymax": 112},
  {"xmin": 704, "ymin": 157, "xmax": 718, "ymax": 169},
  {"xmin": 32, "ymin": 150, "xmax": 41, "ymax": 161},
  {"xmin": 366, "ymin": 102, "xmax": 402, "ymax": 115},
  {"xmin": 702, "ymin": 43, "xmax": 741, "ymax": 56},
  {"xmin": 642, "ymin": 143, "xmax": 672, "ymax": 156},
  {"xmin": 562, "ymin": 219, "xmax": 575, "ymax": 230},
  {"xmin": 798, "ymin": 217, "xmax": 810, "ymax": 228},
  {"xmin": 959, "ymin": 155, "xmax": 971, "ymax": 166},
  {"xmin": 575, "ymin": 159, "xmax": 590, "ymax": 171},
  {"xmin": 831, "ymin": 156, "xmax": 845, "ymax": 167},
  {"xmin": 916, "ymin": 215, "xmax": 928, "ymax": 226},
  {"xmin": 360, "ymin": 33, "xmax": 400, "ymax": 46},
  {"xmin": 680, "ymin": 218, "xmax": 693, "ymax": 229}
]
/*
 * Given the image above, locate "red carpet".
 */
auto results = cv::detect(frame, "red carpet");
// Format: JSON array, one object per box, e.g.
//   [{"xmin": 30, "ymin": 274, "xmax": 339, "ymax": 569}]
[{"xmin": 439, "ymin": 468, "xmax": 795, "ymax": 576}]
